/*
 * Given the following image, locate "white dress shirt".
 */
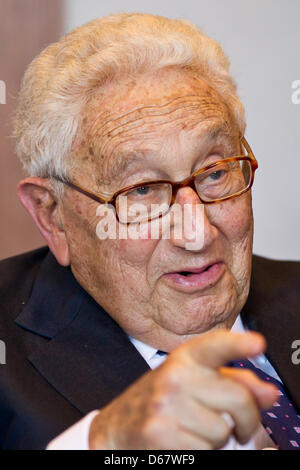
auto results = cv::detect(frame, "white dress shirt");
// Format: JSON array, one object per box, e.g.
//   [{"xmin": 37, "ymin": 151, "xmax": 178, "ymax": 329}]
[{"xmin": 47, "ymin": 315, "xmax": 278, "ymax": 450}]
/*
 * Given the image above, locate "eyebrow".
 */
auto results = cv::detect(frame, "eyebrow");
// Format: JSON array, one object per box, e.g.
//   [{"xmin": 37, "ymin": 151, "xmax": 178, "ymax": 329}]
[
  {"xmin": 204, "ymin": 120, "xmax": 239, "ymax": 142},
  {"xmin": 98, "ymin": 121, "xmax": 239, "ymax": 186},
  {"xmin": 99, "ymin": 150, "xmax": 150, "ymax": 186}
]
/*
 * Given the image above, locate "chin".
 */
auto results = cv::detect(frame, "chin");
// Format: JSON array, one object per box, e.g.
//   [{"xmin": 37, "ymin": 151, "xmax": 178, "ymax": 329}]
[{"xmin": 158, "ymin": 296, "xmax": 238, "ymax": 337}]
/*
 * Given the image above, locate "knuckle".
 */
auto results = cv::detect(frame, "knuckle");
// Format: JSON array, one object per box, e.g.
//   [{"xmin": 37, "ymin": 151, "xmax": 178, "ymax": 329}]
[
  {"xmin": 212, "ymin": 420, "xmax": 232, "ymax": 448},
  {"xmin": 149, "ymin": 362, "xmax": 188, "ymax": 415},
  {"xmin": 239, "ymin": 420, "xmax": 259, "ymax": 444},
  {"xmin": 142, "ymin": 417, "xmax": 165, "ymax": 445},
  {"xmin": 199, "ymin": 441, "xmax": 214, "ymax": 450},
  {"xmin": 244, "ymin": 407, "xmax": 261, "ymax": 435},
  {"xmin": 149, "ymin": 388, "xmax": 171, "ymax": 415},
  {"xmin": 231, "ymin": 384, "xmax": 253, "ymax": 409},
  {"xmin": 158, "ymin": 360, "xmax": 184, "ymax": 390}
]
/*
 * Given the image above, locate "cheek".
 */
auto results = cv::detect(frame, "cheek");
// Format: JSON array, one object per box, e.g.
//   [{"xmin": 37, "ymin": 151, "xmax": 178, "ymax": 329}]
[
  {"xmin": 119, "ymin": 238, "xmax": 159, "ymax": 265},
  {"xmin": 217, "ymin": 195, "xmax": 253, "ymax": 246},
  {"xmin": 217, "ymin": 196, "xmax": 253, "ymax": 295}
]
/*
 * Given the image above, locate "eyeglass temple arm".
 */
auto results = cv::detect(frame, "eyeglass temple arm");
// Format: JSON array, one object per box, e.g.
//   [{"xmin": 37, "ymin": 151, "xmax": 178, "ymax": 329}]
[
  {"xmin": 241, "ymin": 137, "xmax": 256, "ymax": 160},
  {"xmin": 52, "ymin": 176, "xmax": 108, "ymax": 204}
]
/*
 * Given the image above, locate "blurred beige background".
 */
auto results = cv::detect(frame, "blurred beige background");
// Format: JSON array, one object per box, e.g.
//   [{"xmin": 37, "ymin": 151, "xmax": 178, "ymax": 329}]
[
  {"xmin": 0, "ymin": 0, "xmax": 62, "ymax": 260},
  {"xmin": 1, "ymin": 0, "xmax": 299, "ymax": 261}
]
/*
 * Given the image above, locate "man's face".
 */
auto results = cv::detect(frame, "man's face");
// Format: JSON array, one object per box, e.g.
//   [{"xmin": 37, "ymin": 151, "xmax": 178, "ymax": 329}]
[{"xmin": 59, "ymin": 69, "xmax": 253, "ymax": 351}]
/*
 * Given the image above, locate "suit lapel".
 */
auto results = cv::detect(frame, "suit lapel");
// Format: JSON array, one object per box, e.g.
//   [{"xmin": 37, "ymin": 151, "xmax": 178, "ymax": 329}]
[
  {"xmin": 15, "ymin": 252, "xmax": 149, "ymax": 415},
  {"xmin": 242, "ymin": 255, "xmax": 300, "ymax": 413}
]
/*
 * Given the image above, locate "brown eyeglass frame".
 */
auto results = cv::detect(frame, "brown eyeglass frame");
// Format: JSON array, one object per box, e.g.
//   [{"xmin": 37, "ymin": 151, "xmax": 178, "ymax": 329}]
[{"xmin": 53, "ymin": 137, "xmax": 258, "ymax": 222}]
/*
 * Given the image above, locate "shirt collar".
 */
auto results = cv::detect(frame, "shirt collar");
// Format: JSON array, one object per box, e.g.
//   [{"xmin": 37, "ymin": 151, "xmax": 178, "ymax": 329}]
[
  {"xmin": 129, "ymin": 314, "xmax": 245, "ymax": 363},
  {"xmin": 129, "ymin": 335, "xmax": 159, "ymax": 363},
  {"xmin": 230, "ymin": 314, "xmax": 246, "ymax": 334}
]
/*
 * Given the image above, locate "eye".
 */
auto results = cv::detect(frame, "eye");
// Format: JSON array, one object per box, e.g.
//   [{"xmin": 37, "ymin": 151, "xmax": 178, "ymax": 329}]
[
  {"xmin": 208, "ymin": 170, "xmax": 225, "ymax": 181},
  {"xmin": 124, "ymin": 184, "xmax": 155, "ymax": 200},
  {"xmin": 135, "ymin": 186, "xmax": 151, "ymax": 195}
]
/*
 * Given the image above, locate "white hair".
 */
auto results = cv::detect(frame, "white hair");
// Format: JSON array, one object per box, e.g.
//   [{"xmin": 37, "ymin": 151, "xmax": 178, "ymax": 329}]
[{"xmin": 13, "ymin": 12, "xmax": 246, "ymax": 180}]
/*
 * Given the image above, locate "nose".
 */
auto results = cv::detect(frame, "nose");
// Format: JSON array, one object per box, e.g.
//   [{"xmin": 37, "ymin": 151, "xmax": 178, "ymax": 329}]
[{"xmin": 169, "ymin": 187, "xmax": 218, "ymax": 251}]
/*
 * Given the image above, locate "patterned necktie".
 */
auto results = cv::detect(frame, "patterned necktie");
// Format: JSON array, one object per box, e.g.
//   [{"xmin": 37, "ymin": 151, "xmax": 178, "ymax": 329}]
[{"xmin": 228, "ymin": 358, "xmax": 300, "ymax": 450}]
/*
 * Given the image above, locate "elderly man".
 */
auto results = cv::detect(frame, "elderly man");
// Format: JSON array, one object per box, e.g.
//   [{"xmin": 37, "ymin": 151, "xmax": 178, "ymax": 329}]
[{"xmin": 1, "ymin": 13, "xmax": 299, "ymax": 450}]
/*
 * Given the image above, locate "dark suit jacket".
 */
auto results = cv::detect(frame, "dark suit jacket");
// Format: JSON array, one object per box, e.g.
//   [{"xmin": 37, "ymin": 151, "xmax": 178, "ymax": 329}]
[{"xmin": 0, "ymin": 247, "xmax": 299, "ymax": 449}]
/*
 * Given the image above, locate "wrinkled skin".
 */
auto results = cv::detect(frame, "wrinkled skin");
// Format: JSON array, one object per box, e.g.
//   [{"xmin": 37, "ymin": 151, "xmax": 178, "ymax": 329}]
[
  {"xmin": 19, "ymin": 69, "xmax": 275, "ymax": 450},
  {"xmin": 59, "ymin": 69, "xmax": 253, "ymax": 352}
]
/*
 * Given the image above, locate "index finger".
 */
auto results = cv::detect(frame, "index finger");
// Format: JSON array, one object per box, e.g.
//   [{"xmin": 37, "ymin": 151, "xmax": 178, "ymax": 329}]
[{"xmin": 184, "ymin": 330, "xmax": 266, "ymax": 369}]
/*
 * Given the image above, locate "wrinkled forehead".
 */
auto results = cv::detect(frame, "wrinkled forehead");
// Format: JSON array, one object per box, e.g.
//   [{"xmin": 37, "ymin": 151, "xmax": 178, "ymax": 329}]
[
  {"xmin": 86, "ymin": 71, "xmax": 236, "ymax": 138},
  {"xmin": 75, "ymin": 71, "xmax": 239, "ymax": 184}
]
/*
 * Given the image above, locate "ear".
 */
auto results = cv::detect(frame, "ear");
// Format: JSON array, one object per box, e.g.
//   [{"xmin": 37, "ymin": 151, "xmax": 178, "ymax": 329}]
[{"xmin": 17, "ymin": 177, "xmax": 70, "ymax": 266}]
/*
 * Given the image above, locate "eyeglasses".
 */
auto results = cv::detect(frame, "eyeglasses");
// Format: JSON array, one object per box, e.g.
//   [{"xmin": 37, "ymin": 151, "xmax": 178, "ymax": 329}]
[{"xmin": 54, "ymin": 137, "xmax": 258, "ymax": 224}]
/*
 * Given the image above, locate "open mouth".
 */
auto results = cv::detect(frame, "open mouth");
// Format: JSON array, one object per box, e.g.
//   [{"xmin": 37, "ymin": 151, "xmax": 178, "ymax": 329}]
[
  {"xmin": 162, "ymin": 262, "xmax": 225, "ymax": 291},
  {"xmin": 178, "ymin": 265, "xmax": 211, "ymax": 277}
]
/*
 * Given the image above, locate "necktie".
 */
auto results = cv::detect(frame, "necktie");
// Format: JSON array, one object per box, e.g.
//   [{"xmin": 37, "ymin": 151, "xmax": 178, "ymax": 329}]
[
  {"xmin": 228, "ymin": 358, "xmax": 300, "ymax": 450},
  {"xmin": 157, "ymin": 350, "xmax": 168, "ymax": 356}
]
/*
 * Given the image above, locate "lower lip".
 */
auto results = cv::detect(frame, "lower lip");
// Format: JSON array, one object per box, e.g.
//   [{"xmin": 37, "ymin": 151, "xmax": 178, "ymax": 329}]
[{"xmin": 162, "ymin": 263, "xmax": 225, "ymax": 292}]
